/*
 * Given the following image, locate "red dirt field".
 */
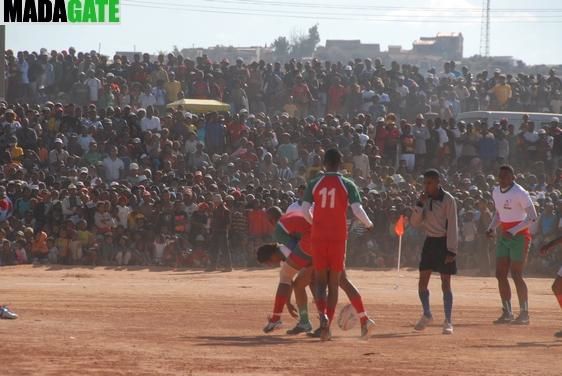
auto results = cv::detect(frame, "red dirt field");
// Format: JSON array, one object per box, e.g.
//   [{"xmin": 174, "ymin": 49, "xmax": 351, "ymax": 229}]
[{"xmin": 1, "ymin": 265, "xmax": 562, "ymax": 375}]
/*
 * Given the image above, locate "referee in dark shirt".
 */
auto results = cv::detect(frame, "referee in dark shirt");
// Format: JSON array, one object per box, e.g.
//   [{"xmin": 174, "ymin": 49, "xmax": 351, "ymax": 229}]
[
  {"xmin": 206, "ymin": 194, "xmax": 232, "ymax": 272},
  {"xmin": 410, "ymin": 169, "xmax": 458, "ymax": 335}
]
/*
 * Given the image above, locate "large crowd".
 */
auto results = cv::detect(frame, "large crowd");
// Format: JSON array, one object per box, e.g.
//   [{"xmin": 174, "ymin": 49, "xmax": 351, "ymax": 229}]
[{"xmin": 1, "ymin": 47, "xmax": 562, "ymax": 274}]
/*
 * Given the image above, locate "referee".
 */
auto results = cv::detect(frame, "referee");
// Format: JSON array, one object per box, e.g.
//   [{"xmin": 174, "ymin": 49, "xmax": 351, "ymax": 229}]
[{"xmin": 410, "ymin": 169, "xmax": 458, "ymax": 335}]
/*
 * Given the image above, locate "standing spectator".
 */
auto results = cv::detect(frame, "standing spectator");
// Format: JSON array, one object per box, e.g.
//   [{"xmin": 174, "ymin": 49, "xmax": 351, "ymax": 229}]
[
  {"xmin": 165, "ymin": 72, "xmax": 182, "ymax": 104},
  {"xmin": 488, "ymin": 74, "xmax": 512, "ymax": 110},
  {"xmin": 48, "ymin": 138, "xmax": 69, "ymax": 169},
  {"xmin": 102, "ymin": 146, "xmax": 124, "ymax": 182},
  {"xmin": 400, "ymin": 122, "xmax": 416, "ymax": 172},
  {"xmin": 207, "ymin": 194, "xmax": 232, "ymax": 272},
  {"xmin": 138, "ymin": 85, "xmax": 157, "ymax": 109},
  {"xmin": 0, "ymin": 186, "xmax": 13, "ymax": 224},
  {"xmin": 84, "ymin": 70, "xmax": 101, "ymax": 105},
  {"xmin": 139, "ymin": 106, "xmax": 161, "ymax": 133},
  {"xmin": 478, "ymin": 127, "xmax": 497, "ymax": 171},
  {"xmin": 413, "ymin": 114, "xmax": 430, "ymax": 170}
]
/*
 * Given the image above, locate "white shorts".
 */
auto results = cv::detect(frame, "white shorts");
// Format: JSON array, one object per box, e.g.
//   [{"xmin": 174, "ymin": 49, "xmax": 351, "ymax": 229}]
[{"xmin": 558, "ymin": 266, "xmax": 562, "ymax": 277}]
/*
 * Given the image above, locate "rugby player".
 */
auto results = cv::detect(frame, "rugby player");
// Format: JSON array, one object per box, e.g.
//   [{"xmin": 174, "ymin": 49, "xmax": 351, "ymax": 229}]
[
  {"xmin": 302, "ymin": 149, "xmax": 374, "ymax": 341},
  {"xmin": 487, "ymin": 165, "xmax": 537, "ymax": 325}
]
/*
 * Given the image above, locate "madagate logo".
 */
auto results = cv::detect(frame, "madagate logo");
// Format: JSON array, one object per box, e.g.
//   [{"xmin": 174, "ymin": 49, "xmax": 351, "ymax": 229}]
[{"xmin": 4, "ymin": 0, "xmax": 120, "ymax": 23}]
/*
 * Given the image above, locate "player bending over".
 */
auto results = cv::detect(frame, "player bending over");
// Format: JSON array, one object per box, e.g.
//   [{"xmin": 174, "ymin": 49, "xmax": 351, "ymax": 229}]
[
  {"xmin": 539, "ymin": 238, "xmax": 562, "ymax": 337},
  {"xmin": 260, "ymin": 207, "xmax": 375, "ymax": 339},
  {"xmin": 260, "ymin": 208, "xmax": 315, "ymax": 334},
  {"xmin": 302, "ymin": 149, "xmax": 374, "ymax": 341},
  {"xmin": 487, "ymin": 165, "xmax": 537, "ymax": 325}
]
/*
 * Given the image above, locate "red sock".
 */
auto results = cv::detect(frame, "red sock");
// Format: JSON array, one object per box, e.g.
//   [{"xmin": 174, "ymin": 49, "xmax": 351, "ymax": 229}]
[
  {"xmin": 271, "ymin": 294, "xmax": 287, "ymax": 322},
  {"xmin": 556, "ymin": 294, "xmax": 562, "ymax": 310},
  {"xmin": 327, "ymin": 306, "xmax": 336, "ymax": 323},
  {"xmin": 350, "ymin": 296, "xmax": 368, "ymax": 325},
  {"xmin": 316, "ymin": 299, "xmax": 327, "ymax": 315}
]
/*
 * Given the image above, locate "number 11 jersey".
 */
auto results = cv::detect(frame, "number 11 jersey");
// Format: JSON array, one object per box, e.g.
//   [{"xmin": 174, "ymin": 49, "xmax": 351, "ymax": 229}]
[{"xmin": 303, "ymin": 172, "xmax": 361, "ymax": 241}]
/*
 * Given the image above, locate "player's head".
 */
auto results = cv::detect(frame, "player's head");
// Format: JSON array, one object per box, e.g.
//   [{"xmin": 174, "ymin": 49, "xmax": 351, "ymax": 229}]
[
  {"xmin": 265, "ymin": 206, "xmax": 283, "ymax": 225},
  {"xmin": 498, "ymin": 165, "xmax": 515, "ymax": 189},
  {"xmin": 423, "ymin": 169, "xmax": 441, "ymax": 197},
  {"xmin": 256, "ymin": 243, "xmax": 283, "ymax": 266},
  {"xmin": 323, "ymin": 148, "xmax": 342, "ymax": 172}
]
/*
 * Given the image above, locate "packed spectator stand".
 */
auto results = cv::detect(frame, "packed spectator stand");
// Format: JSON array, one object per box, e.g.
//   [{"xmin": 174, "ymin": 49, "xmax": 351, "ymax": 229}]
[{"xmin": 1, "ymin": 48, "xmax": 562, "ymax": 274}]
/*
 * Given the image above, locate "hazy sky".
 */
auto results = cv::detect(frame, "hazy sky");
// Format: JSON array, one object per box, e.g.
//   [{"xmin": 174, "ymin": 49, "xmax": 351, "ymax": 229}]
[{"xmin": 5, "ymin": 0, "xmax": 562, "ymax": 65}]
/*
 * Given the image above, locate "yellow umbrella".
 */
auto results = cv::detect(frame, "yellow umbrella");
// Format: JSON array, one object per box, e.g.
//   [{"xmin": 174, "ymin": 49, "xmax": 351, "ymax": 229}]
[{"xmin": 166, "ymin": 99, "xmax": 231, "ymax": 113}]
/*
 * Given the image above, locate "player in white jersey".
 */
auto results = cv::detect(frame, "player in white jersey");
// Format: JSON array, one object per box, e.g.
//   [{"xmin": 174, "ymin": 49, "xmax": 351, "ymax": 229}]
[{"xmin": 486, "ymin": 165, "xmax": 537, "ymax": 325}]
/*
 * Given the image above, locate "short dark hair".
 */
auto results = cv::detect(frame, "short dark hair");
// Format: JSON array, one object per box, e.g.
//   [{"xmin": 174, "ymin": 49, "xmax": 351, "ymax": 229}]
[
  {"xmin": 423, "ymin": 169, "xmax": 440, "ymax": 180},
  {"xmin": 256, "ymin": 243, "xmax": 279, "ymax": 264},
  {"xmin": 324, "ymin": 148, "xmax": 342, "ymax": 168},
  {"xmin": 499, "ymin": 164, "xmax": 515, "ymax": 175}
]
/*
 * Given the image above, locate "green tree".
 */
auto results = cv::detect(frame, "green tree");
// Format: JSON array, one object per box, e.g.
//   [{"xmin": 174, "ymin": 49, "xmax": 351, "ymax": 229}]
[
  {"xmin": 291, "ymin": 24, "xmax": 320, "ymax": 58},
  {"xmin": 272, "ymin": 36, "xmax": 290, "ymax": 61}
]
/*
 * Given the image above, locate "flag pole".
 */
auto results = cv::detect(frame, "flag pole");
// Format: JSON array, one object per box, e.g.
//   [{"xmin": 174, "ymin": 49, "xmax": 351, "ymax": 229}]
[{"xmin": 397, "ymin": 235, "xmax": 402, "ymax": 273}]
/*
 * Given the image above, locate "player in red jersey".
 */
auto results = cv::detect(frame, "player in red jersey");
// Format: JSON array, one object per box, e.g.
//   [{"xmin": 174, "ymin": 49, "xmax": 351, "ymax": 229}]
[
  {"xmin": 261, "ymin": 208, "xmax": 313, "ymax": 334},
  {"xmin": 302, "ymin": 149, "xmax": 374, "ymax": 341},
  {"xmin": 259, "ymin": 207, "xmax": 376, "ymax": 339}
]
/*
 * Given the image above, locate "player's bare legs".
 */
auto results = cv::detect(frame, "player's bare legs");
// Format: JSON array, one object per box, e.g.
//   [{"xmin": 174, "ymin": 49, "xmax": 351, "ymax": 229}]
[
  {"xmin": 314, "ymin": 268, "xmax": 330, "ymax": 340},
  {"xmin": 441, "ymin": 273, "xmax": 453, "ymax": 334},
  {"xmin": 263, "ymin": 257, "xmax": 300, "ymax": 333},
  {"xmin": 415, "ymin": 270, "xmax": 433, "ymax": 330},
  {"xmin": 510, "ymin": 259, "xmax": 529, "ymax": 324},
  {"xmin": 552, "ymin": 276, "xmax": 562, "ymax": 337},
  {"xmin": 286, "ymin": 268, "xmax": 314, "ymax": 335},
  {"xmin": 339, "ymin": 271, "xmax": 376, "ymax": 338},
  {"xmin": 494, "ymin": 257, "xmax": 514, "ymax": 323},
  {"xmin": 325, "ymin": 270, "xmax": 341, "ymax": 340}
]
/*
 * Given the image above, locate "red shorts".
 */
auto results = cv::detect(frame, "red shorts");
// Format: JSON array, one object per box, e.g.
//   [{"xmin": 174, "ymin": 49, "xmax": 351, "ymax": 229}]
[
  {"xmin": 287, "ymin": 246, "xmax": 312, "ymax": 269},
  {"xmin": 311, "ymin": 240, "xmax": 346, "ymax": 272}
]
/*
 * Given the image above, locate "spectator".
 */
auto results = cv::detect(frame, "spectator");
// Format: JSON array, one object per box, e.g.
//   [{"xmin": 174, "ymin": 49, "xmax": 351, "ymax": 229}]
[
  {"xmin": 102, "ymin": 146, "xmax": 124, "ymax": 182},
  {"xmin": 207, "ymin": 194, "xmax": 232, "ymax": 272}
]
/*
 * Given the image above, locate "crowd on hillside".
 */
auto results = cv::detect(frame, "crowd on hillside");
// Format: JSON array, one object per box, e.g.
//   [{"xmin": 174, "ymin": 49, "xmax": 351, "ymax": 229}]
[{"xmin": 1, "ymin": 47, "xmax": 562, "ymax": 274}]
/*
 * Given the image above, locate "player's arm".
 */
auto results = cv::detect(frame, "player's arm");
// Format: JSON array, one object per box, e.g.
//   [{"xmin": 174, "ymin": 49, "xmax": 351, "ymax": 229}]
[
  {"xmin": 486, "ymin": 211, "xmax": 500, "ymax": 237},
  {"xmin": 409, "ymin": 192, "xmax": 427, "ymax": 227},
  {"xmin": 506, "ymin": 194, "xmax": 538, "ymax": 235},
  {"xmin": 285, "ymin": 282, "xmax": 298, "ymax": 319},
  {"xmin": 345, "ymin": 179, "xmax": 373, "ymax": 229},
  {"xmin": 445, "ymin": 195, "xmax": 458, "ymax": 259},
  {"xmin": 301, "ymin": 181, "xmax": 315, "ymax": 224}
]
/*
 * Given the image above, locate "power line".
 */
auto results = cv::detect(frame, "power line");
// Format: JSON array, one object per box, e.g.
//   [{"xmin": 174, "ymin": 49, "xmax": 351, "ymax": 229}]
[
  {"xmin": 138, "ymin": 0, "xmax": 562, "ymax": 13},
  {"xmin": 123, "ymin": 0, "xmax": 562, "ymax": 22}
]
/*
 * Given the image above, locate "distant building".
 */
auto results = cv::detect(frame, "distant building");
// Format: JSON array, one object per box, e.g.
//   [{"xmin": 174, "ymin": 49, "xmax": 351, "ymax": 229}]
[
  {"xmin": 412, "ymin": 32, "xmax": 463, "ymax": 61},
  {"xmin": 316, "ymin": 40, "xmax": 381, "ymax": 60}
]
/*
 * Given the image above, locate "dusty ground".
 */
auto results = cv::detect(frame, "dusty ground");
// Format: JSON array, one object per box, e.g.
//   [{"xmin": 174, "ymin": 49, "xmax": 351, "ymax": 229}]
[{"xmin": 1, "ymin": 265, "xmax": 562, "ymax": 375}]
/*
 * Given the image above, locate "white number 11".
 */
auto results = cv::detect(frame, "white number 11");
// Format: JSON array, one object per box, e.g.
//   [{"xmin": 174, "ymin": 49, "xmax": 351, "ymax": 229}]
[{"xmin": 319, "ymin": 187, "xmax": 336, "ymax": 208}]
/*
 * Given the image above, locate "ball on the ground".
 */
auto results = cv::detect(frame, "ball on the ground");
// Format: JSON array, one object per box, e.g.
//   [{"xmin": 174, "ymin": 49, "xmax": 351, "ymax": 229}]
[{"xmin": 337, "ymin": 304, "xmax": 358, "ymax": 331}]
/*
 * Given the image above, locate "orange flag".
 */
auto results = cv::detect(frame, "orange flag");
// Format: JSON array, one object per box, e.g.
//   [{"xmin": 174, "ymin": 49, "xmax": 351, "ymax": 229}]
[{"xmin": 394, "ymin": 215, "xmax": 405, "ymax": 237}]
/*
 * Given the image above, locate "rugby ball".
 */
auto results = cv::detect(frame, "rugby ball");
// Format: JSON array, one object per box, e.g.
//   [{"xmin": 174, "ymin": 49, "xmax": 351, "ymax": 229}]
[{"xmin": 337, "ymin": 304, "xmax": 358, "ymax": 331}]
